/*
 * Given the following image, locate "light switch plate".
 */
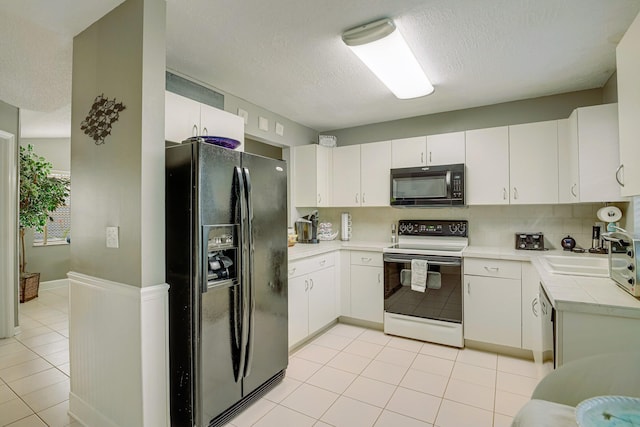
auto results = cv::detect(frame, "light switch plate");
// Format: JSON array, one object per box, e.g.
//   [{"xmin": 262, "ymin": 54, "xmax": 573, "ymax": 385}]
[
  {"xmin": 275, "ymin": 122, "xmax": 284, "ymax": 136},
  {"xmin": 258, "ymin": 116, "xmax": 269, "ymax": 131},
  {"xmin": 106, "ymin": 226, "xmax": 119, "ymax": 248}
]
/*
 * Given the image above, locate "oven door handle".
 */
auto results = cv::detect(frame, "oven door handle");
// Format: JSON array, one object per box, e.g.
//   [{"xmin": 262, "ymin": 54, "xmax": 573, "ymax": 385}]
[{"xmin": 383, "ymin": 255, "xmax": 461, "ymax": 267}]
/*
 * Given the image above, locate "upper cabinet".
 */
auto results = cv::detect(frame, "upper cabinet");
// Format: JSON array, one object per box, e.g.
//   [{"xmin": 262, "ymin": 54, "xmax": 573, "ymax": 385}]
[
  {"xmin": 509, "ymin": 120, "xmax": 559, "ymax": 204},
  {"xmin": 426, "ymin": 132, "xmax": 465, "ymax": 165},
  {"xmin": 165, "ymin": 91, "xmax": 244, "ymax": 150},
  {"xmin": 558, "ymin": 104, "xmax": 623, "ymax": 203},
  {"xmin": 616, "ymin": 11, "xmax": 640, "ymax": 197},
  {"xmin": 293, "ymin": 144, "xmax": 332, "ymax": 207},
  {"xmin": 332, "ymin": 145, "xmax": 361, "ymax": 207},
  {"xmin": 391, "ymin": 136, "xmax": 426, "ymax": 168},
  {"xmin": 465, "ymin": 126, "xmax": 510, "ymax": 205},
  {"xmin": 332, "ymin": 141, "xmax": 391, "ymax": 207},
  {"xmin": 391, "ymin": 132, "xmax": 465, "ymax": 168},
  {"xmin": 361, "ymin": 141, "xmax": 392, "ymax": 206}
]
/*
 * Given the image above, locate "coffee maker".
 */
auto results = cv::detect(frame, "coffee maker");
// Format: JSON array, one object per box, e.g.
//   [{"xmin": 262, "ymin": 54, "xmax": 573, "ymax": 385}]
[{"xmin": 295, "ymin": 211, "xmax": 319, "ymax": 244}]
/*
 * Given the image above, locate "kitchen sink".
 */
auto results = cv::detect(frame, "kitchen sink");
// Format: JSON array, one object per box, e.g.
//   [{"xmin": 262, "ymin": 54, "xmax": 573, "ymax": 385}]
[{"xmin": 539, "ymin": 255, "xmax": 609, "ymax": 277}]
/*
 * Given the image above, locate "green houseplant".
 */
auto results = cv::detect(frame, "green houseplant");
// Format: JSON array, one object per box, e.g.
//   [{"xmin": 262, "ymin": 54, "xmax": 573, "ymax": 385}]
[{"xmin": 19, "ymin": 144, "xmax": 70, "ymax": 302}]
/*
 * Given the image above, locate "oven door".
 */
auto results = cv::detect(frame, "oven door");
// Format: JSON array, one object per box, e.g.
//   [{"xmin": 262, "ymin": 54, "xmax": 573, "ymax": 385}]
[{"xmin": 383, "ymin": 252, "xmax": 462, "ymax": 323}]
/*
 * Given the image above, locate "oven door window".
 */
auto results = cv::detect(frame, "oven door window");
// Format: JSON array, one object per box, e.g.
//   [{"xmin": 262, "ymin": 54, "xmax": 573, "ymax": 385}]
[{"xmin": 384, "ymin": 255, "xmax": 462, "ymax": 323}]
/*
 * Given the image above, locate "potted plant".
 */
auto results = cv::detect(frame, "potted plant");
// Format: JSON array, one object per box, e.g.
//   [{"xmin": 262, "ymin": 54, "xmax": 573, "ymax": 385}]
[{"xmin": 19, "ymin": 144, "xmax": 70, "ymax": 302}]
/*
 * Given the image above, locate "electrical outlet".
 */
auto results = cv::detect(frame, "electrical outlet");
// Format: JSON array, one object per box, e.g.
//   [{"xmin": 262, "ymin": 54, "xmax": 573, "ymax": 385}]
[{"xmin": 106, "ymin": 226, "xmax": 119, "ymax": 248}]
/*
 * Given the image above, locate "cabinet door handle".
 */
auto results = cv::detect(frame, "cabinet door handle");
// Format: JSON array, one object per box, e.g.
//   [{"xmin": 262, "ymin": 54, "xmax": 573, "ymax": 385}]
[
  {"xmin": 318, "ymin": 194, "xmax": 321, "ymax": 204},
  {"xmin": 310, "ymin": 279, "xmax": 314, "ymax": 290},
  {"xmin": 361, "ymin": 257, "xmax": 372, "ymax": 263},
  {"xmin": 513, "ymin": 187, "xmax": 519, "ymax": 200},
  {"xmin": 503, "ymin": 188, "xmax": 507, "ymax": 200},
  {"xmin": 202, "ymin": 127, "xmax": 208, "ymax": 136},
  {"xmin": 421, "ymin": 152, "xmax": 424, "ymax": 164},
  {"xmin": 570, "ymin": 184, "xmax": 577, "ymax": 197},
  {"xmin": 616, "ymin": 164, "xmax": 625, "ymax": 187},
  {"xmin": 362, "ymin": 193, "xmax": 366, "ymax": 204},
  {"xmin": 192, "ymin": 124, "xmax": 198, "ymax": 136},
  {"xmin": 467, "ymin": 281, "xmax": 471, "ymax": 294},
  {"xmin": 305, "ymin": 280, "xmax": 309, "ymax": 291},
  {"xmin": 532, "ymin": 297, "xmax": 539, "ymax": 317},
  {"xmin": 484, "ymin": 266, "xmax": 499, "ymax": 272},
  {"xmin": 429, "ymin": 151, "xmax": 432, "ymax": 163},
  {"xmin": 378, "ymin": 273, "xmax": 381, "ymax": 283},
  {"xmin": 288, "ymin": 268, "xmax": 296, "ymax": 276},
  {"xmin": 319, "ymin": 260, "xmax": 326, "ymax": 266},
  {"xmin": 355, "ymin": 193, "xmax": 359, "ymax": 203}
]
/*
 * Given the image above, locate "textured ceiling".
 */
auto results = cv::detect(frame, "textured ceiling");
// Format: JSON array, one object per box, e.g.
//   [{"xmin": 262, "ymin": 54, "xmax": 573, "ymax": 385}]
[{"xmin": 2, "ymin": 0, "xmax": 640, "ymax": 136}]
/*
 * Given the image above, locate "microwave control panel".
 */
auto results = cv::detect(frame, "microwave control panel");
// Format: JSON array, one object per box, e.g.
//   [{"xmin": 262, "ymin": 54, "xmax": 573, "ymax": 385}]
[{"xmin": 451, "ymin": 172, "xmax": 464, "ymax": 200}]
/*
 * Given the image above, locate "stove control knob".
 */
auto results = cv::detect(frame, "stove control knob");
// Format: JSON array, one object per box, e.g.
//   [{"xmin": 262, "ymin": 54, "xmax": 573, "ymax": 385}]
[
  {"xmin": 406, "ymin": 224, "xmax": 413, "ymax": 233},
  {"xmin": 449, "ymin": 224, "xmax": 458, "ymax": 234},
  {"xmin": 628, "ymin": 278, "xmax": 635, "ymax": 285},
  {"xmin": 399, "ymin": 224, "xmax": 406, "ymax": 233},
  {"xmin": 628, "ymin": 250, "xmax": 634, "ymax": 258},
  {"xmin": 628, "ymin": 264, "xmax": 635, "ymax": 272},
  {"xmin": 458, "ymin": 223, "xmax": 466, "ymax": 234}
]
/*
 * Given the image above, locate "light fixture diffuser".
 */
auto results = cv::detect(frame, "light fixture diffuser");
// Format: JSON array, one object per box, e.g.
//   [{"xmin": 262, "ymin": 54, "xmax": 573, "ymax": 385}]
[{"xmin": 342, "ymin": 18, "xmax": 434, "ymax": 99}]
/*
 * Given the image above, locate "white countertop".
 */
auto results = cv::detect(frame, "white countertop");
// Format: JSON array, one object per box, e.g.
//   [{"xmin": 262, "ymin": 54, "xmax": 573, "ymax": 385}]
[
  {"xmin": 288, "ymin": 240, "xmax": 389, "ymax": 261},
  {"xmin": 464, "ymin": 246, "xmax": 640, "ymax": 318}
]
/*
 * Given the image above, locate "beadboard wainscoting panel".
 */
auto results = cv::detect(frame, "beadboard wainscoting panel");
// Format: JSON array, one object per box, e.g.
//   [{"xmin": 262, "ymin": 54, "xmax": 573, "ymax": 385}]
[{"xmin": 67, "ymin": 272, "xmax": 169, "ymax": 427}]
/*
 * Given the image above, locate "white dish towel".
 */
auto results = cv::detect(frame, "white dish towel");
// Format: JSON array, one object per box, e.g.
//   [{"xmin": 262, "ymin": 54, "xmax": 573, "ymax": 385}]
[{"xmin": 411, "ymin": 259, "xmax": 428, "ymax": 292}]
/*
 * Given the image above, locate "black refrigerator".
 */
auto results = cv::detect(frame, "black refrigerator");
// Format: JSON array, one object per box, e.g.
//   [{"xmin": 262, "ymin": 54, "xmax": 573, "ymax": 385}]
[{"xmin": 166, "ymin": 140, "xmax": 288, "ymax": 427}]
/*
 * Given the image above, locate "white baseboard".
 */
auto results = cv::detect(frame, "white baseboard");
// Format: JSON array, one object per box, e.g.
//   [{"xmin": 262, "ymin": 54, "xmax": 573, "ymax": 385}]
[
  {"xmin": 67, "ymin": 272, "xmax": 169, "ymax": 427},
  {"xmin": 40, "ymin": 278, "xmax": 69, "ymax": 290}
]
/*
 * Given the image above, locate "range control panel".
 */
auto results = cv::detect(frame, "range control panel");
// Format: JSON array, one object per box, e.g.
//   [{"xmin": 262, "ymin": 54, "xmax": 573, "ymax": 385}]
[{"xmin": 398, "ymin": 220, "xmax": 468, "ymax": 237}]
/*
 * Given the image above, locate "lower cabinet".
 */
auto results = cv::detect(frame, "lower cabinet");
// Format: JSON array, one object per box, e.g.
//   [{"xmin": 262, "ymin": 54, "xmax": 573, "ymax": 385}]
[
  {"xmin": 349, "ymin": 251, "xmax": 384, "ymax": 323},
  {"xmin": 463, "ymin": 258, "xmax": 522, "ymax": 348},
  {"xmin": 288, "ymin": 253, "xmax": 337, "ymax": 347}
]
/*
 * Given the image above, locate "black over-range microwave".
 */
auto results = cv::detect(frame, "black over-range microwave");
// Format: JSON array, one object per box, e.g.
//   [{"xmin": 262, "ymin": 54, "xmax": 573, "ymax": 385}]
[{"xmin": 390, "ymin": 163, "xmax": 465, "ymax": 207}]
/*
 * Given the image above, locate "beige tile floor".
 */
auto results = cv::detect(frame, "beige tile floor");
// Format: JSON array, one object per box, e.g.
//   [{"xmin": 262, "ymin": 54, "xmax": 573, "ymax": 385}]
[
  {"xmin": 1, "ymin": 285, "xmax": 553, "ymax": 427},
  {"xmin": 226, "ymin": 325, "xmax": 554, "ymax": 427},
  {"xmin": 0, "ymin": 286, "xmax": 77, "ymax": 427}
]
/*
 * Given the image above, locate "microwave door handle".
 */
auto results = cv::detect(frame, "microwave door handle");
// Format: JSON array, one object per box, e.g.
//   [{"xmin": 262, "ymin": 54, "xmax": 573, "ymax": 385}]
[
  {"xmin": 383, "ymin": 256, "xmax": 461, "ymax": 267},
  {"xmin": 445, "ymin": 171, "xmax": 452, "ymax": 196}
]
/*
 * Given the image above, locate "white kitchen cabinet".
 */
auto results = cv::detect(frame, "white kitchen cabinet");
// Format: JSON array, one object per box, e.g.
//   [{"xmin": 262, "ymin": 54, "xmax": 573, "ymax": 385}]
[
  {"xmin": 332, "ymin": 145, "xmax": 361, "ymax": 207},
  {"xmin": 521, "ymin": 263, "xmax": 542, "ymax": 359},
  {"xmin": 391, "ymin": 133, "xmax": 464, "ymax": 168},
  {"xmin": 558, "ymin": 104, "xmax": 623, "ymax": 203},
  {"xmin": 293, "ymin": 144, "xmax": 332, "ymax": 207},
  {"xmin": 360, "ymin": 141, "xmax": 391, "ymax": 206},
  {"xmin": 465, "ymin": 126, "xmax": 510, "ymax": 205},
  {"xmin": 556, "ymin": 310, "xmax": 640, "ymax": 366},
  {"xmin": 463, "ymin": 258, "xmax": 522, "ymax": 348},
  {"xmin": 509, "ymin": 120, "xmax": 559, "ymax": 204},
  {"xmin": 332, "ymin": 141, "xmax": 391, "ymax": 207},
  {"xmin": 616, "ymin": 12, "xmax": 640, "ymax": 197},
  {"xmin": 391, "ymin": 136, "xmax": 426, "ymax": 168},
  {"xmin": 287, "ymin": 253, "xmax": 337, "ymax": 348},
  {"xmin": 426, "ymin": 131, "xmax": 465, "ymax": 165},
  {"xmin": 349, "ymin": 251, "xmax": 384, "ymax": 323},
  {"xmin": 288, "ymin": 275, "xmax": 310, "ymax": 346},
  {"xmin": 165, "ymin": 91, "xmax": 244, "ymax": 150}
]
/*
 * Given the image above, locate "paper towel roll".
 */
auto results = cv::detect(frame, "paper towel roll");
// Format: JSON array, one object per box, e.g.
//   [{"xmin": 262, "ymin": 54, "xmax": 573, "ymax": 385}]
[{"xmin": 597, "ymin": 206, "xmax": 622, "ymax": 223}]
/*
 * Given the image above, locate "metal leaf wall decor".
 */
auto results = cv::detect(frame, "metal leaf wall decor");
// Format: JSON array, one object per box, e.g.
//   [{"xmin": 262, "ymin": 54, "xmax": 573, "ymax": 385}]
[{"xmin": 80, "ymin": 94, "xmax": 126, "ymax": 145}]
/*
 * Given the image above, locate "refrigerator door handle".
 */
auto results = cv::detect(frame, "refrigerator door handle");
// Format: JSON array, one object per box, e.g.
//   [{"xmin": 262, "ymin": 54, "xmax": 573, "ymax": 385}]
[
  {"xmin": 242, "ymin": 167, "xmax": 255, "ymax": 377},
  {"xmin": 235, "ymin": 166, "xmax": 248, "ymax": 380}
]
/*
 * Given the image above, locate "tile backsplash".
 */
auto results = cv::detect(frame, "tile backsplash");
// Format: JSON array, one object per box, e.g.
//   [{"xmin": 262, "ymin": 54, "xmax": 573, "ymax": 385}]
[{"xmin": 315, "ymin": 203, "xmax": 629, "ymax": 250}]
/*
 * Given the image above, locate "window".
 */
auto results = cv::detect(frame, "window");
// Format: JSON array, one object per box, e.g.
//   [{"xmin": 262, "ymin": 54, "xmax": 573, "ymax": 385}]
[{"xmin": 33, "ymin": 172, "xmax": 70, "ymax": 246}]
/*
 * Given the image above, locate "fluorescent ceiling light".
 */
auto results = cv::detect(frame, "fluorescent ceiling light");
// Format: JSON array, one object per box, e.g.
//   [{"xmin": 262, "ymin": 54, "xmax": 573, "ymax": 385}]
[{"xmin": 342, "ymin": 18, "xmax": 434, "ymax": 99}]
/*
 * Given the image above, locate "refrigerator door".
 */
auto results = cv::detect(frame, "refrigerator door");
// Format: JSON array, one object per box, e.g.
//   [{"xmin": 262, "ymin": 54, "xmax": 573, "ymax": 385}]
[
  {"xmin": 240, "ymin": 153, "xmax": 289, "ymax": 395},
  {"xmin": 197, "ymin": 144, "xmax": 244, "ymax": 425}
]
